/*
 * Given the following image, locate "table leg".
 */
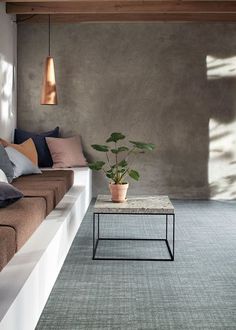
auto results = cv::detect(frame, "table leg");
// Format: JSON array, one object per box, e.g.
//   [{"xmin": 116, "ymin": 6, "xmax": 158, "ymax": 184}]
[
  {"xmin": 98, "ymin": 213, "xmax": 100, "ymax": 240},
  {"xmin": 172, "ymin": 214, "xmax": 175, "ymax": 260},
  {"xmin": 166, "ymin": 214, "xmax": 168, "ymax": 240},
  {"xmin": 93, "ymin": 213, "xmax": 95, "ymax": 259}
]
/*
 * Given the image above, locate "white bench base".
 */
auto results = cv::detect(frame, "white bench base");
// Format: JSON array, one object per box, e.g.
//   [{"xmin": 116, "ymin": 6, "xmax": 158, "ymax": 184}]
[{"xmin": 0, "ymin": 168, "xmax": 92, "ymax": 330}]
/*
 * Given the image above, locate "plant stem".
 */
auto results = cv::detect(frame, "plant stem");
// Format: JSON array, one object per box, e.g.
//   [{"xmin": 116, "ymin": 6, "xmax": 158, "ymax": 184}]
[
  {"xmin": 106, "ymin": 152, "xmax": 111, "ymax": 169},
  {"xmin": 120, "ymin": 148, "xmax": 140, "ymax": 182},
  {"xmin": 119, "ymin": 167, "xmax": 130, "ymax": 182},
  {"xmin": 125, "ymin": 146, "xmax": 135, "ymax": 161}
]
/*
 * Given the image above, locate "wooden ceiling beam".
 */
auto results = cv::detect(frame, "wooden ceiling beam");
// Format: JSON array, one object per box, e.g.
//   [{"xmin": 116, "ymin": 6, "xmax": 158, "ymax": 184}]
[
  {"xmin": 7, "ymin": 1, "xmax": 236, "ymax": 15},
  {"xmin": 16, "ymin": 12, "xmax": 236, "ymax": 23},
  {"xmin": 7, "ymin": 0, "xmax": 193, "ymax": 1}
]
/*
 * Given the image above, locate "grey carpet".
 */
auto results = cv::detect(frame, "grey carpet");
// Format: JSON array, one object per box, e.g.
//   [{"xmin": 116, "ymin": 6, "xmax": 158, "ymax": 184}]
[{"xmin": 36, "ymin": 200, "xmax": 236, "ymax": 330}]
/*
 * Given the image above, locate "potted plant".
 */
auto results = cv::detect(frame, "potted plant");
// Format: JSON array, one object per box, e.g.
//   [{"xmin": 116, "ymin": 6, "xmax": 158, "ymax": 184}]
[{"xmin": 89, "ymin": 132, "xmax": 155, "ymax": 203}]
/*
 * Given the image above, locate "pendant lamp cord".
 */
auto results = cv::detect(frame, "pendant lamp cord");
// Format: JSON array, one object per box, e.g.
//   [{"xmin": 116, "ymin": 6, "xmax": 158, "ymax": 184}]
[{"xmin": 48, "ymin": 14, "xmax": 51, "ymax": 56}]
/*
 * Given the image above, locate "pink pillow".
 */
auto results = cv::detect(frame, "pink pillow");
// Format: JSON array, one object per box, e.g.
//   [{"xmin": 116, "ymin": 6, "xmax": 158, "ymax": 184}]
[{"xmin": 46, "ymin": 136, "xmax": 87, "ymax": 168}]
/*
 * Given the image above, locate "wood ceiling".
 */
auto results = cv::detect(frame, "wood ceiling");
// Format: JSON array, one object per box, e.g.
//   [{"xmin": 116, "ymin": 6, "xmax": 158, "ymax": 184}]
[{"xmin": 4, "ymin": 0, "xmax": 236, "ymax": 23}]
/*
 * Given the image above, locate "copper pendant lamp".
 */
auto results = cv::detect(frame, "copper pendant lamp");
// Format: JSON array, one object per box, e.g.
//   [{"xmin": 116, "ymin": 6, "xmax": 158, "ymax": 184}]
[{"xmin": 41, "ymin": 15, "xmax": 58, "ymax": 105}]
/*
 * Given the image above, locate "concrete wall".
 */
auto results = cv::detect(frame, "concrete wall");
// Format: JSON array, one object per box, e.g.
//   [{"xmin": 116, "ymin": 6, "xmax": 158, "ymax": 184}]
[
  {"xmin": 17, "ymin": 23, "xmax": 236, "ymax": 199},
  {"xmin": 0, "ymin": 3, "xmax": 17, "ymax": 141}
]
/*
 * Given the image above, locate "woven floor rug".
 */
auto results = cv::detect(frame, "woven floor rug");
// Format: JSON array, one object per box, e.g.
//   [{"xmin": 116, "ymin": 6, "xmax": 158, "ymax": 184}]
[{"xmin": 36, "ymin": 200, "xmax": 236, "ymax": 330}]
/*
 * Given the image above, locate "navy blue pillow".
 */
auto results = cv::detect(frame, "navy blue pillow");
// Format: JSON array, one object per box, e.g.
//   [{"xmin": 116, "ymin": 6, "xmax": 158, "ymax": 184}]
[{"xmin": 14, "ymin": 127, "xmax": 60, "ymax": 167}]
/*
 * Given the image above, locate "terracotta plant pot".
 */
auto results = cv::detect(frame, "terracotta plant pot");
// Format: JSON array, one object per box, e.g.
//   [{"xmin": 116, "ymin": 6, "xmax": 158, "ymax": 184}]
[{"xmin": 109, "ymin": 183, "xmax": 129, "ymax": 203}]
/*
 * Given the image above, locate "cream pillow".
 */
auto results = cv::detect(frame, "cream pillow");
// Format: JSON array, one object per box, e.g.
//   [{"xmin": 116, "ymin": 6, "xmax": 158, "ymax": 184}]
[{"xmin": 0, "ymin": 169, "xmax": 8, "ymax": 183}]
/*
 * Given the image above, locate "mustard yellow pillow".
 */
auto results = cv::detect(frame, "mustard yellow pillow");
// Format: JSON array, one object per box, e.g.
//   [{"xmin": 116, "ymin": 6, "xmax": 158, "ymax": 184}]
[{"xmin": 8, "ymin": 139, "xmax": 38, "ymax": 165}]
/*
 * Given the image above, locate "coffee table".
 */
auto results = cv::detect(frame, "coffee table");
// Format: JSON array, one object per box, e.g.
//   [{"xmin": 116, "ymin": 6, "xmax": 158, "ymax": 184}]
[{"xmin": 93, "ymin": 195, "xmax": 175, "ymax": 261}]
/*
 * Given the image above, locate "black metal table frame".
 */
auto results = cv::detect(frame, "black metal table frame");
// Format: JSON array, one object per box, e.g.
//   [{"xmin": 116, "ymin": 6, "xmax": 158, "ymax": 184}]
[{"xmin": 92, "ymin": 212, "xmax": 175, "ymax": 261}]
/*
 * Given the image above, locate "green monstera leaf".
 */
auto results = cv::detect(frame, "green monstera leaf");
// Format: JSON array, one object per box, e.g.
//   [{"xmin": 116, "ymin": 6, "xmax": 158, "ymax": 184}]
[
  {"xmin": 111, "ymin": 146, "xmax": 129, "ymax": 154},
  {"xmin": 106, "ymin": 132, "xmax": 126, "ymax": 143},
  {"xmin": 129, "ymin": 169, "xmax": 140, "ymax": 181},
  {"xmin": 88, "ymin": 161, "xmax": 105, "ymax": 171},
  {"xmin": 129, "ymin": 141, "xmax": 155, "ymax": 151},
  {"xmin": 91, "ymin": 144, "xmax": 109, "ymax": 152},
  {"xmin": 118, "ymin": 159, "xmax": 128, "ymax": 168},
  {"xmin": 106, "ymin": 173, "xmax": 113, "ymax": 179}
]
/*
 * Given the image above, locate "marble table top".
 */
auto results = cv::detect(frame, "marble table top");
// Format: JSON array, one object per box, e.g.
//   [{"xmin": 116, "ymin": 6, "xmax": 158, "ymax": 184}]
[{"xmin": 94, "ymin": 195, "xmax": 174, "ymax": 214}]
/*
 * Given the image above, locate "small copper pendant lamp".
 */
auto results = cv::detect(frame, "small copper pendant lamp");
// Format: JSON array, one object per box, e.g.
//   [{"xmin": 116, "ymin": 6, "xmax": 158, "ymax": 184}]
[{"xmin": 41, "ymin": 15, "xmax": 58, "ymax": 105}]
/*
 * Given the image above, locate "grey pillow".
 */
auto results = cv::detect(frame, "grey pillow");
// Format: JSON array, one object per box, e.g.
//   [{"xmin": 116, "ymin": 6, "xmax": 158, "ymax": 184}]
[
  {"xmin": 5, "ymin": 146, "xmax": 42, "ymax": 178},
  {"xmin": 0, "ymin": 145, "xmax": 14, "ymax": 183},
  {"xmin": 0, "ymin": 182, "xmax": 24, "ymax": 208}
]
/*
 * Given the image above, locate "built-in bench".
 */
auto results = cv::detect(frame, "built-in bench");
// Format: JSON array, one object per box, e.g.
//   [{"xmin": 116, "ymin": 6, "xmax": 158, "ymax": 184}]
[
  {"xmin": 0, "ymin": 167, "xmax": 92, "ymax": 330},
  {"xmin": 0, "ymin": 170, "xmax": 75, "ymax": 271}
]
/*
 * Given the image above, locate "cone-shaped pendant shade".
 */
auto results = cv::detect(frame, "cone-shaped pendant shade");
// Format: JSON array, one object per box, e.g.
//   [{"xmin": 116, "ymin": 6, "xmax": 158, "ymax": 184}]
[{"xmin": 41, "ymin": 56, "xmax": 58, "ymax": 105}]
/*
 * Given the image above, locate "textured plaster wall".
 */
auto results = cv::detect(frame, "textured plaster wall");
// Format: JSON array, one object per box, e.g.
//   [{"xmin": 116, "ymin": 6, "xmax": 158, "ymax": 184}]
[
  {"xmin": 0, "ymin": 3, "xmax": 17, "ymax": 141},
  {"xmin": 17, "ymin": 23, "xmax": 236, "ymax": 199}
]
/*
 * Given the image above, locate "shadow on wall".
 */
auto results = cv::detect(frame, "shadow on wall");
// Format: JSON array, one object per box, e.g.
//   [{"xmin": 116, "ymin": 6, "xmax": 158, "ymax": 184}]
[
  {"xmin": 90, "ymin": 51, "xmax": 236, "ymax": 200},
  {"xmin": 207, "ymin": 55, "xmax": 236, "ymax": 199},
  {"xmin": 0, "ymin": 54, "xmax": 15, "ymax": 140}
]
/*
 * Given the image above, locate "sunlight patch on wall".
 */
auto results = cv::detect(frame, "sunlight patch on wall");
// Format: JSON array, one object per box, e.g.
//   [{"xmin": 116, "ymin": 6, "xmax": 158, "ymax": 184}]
[
  {"xmin": 206, "ymin": 55, "xmax": 236, "ymax": 80},
  {"xmin": 209, "ymin": 118, "xmax": 236, "ymax": 199},
  {"xmin": 0, "ymin": 54, "xmax": 14, "ymax": 134}
]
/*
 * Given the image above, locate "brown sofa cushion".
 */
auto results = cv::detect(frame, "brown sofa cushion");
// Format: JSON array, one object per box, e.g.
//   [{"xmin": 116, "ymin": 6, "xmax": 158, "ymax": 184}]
[
  {"xmin": 12, "ymin": 180, "xmax": 67, "ymax": 207},
  {"xmin": 0, "ymin": 198, "xmax": 46, "ymax": 250},
  {"xmin": 41, "ymin": 170, "xmax": 74, "ymax": 191},
  {"xmin": 12, "ymin": 170, "xmax": 74, "ymax": 211},
  {"xmin": 13, "ymin": 170, "xmax": 74, "ymax": 191},
  {"xmin": 43, "ymin": 170, "xmax": 74, "ymax": 191},
  {"xmin": 12, "ymin": 187, "xmax": 54, "ymax": 215},
  {"xmin": 0, "ymin": 226, "xmax": 16, "ymax": 271}
]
